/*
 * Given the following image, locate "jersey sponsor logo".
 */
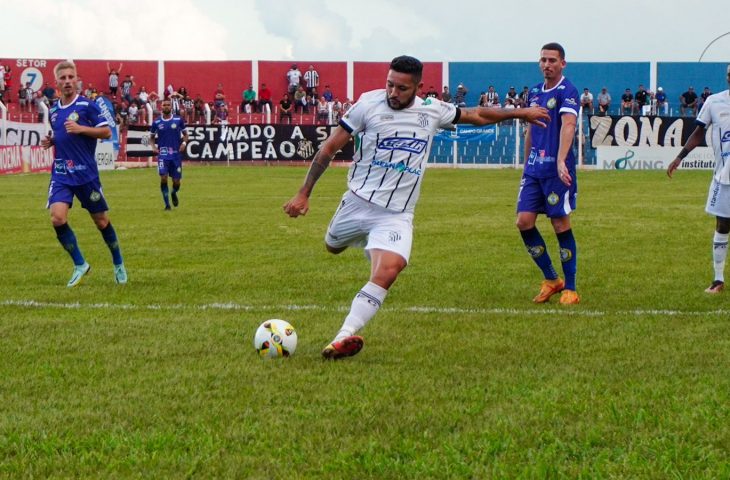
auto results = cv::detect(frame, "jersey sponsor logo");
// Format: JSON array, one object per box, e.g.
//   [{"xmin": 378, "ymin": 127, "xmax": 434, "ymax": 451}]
[
  {"xmin": 377, "ymin": 137, "xmax": 427, "ymax": 154},
  {"xmin": 372, "ymin": 158, "xmax": 422, "ymax": 176},
  {"xmin": 564, "ymin": 97, "xmax": 577, "ymax": 106},
  {"xmin": 557, "ymin": 85, "xmax": 566, "ymax": 90},
  {"xmin": 547, "ymin": 192, "xmax": 560, "ymax": 205},
  {"xmin": 547, "ymin": 98, "xmax": 557, "ymax": 109},
  {"xmin": 422, "ymin": 98, "xmax": 432, "ymax": 106},
  {"xmin": 380, "ymin": 114, "xmax": 394, "ymax": 121},
  {"xmin": 721, "ymin": 131, "xmax": 730, "ymax": 142}
]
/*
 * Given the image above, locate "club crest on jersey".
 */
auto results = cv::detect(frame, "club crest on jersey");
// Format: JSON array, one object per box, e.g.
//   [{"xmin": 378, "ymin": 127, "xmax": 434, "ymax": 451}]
[
  {"xmin": 546, "ymin": 98, "xmax": 557, "ymax": 109},
  {"xmin": 547, "ymin": 192, "xmax": 559, "ymax": 205},
  {"xmin": 68, "ymin": 112, "xmax": 79, "ymax": 121},
  {"xmin": 171, "ymin": 123, "xmax": 177, "ymax": 129},
  {"xmin": 417, "ymin": 113, "xmax": 429, "ymax": 127},
  {"xmin": 90, "ymin": 191, "xmax": 101, "ymax": 202}
]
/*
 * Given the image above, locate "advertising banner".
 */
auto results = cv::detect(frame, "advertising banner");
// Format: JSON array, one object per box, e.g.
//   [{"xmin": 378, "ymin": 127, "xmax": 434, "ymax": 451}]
[
  {"xmin": 596, "ymin": 146, "xmax": 714, "ymax": 170},
  {"xmin": 589, "ymin": 115, "xmax": 709, "ymax": 148},
  {"xmin": 126, "ymin": 124, "xmax": 354, "ymax": 161}
]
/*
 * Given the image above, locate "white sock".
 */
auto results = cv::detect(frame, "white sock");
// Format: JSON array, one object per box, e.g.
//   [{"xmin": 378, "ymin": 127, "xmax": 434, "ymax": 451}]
[
  {"xmin": 334, "ymin": 282, "xmax": 388, "ymax": 341},
  {"xmin": 713, "ymin": 232, "xmax": 728, "ymax": 282}
]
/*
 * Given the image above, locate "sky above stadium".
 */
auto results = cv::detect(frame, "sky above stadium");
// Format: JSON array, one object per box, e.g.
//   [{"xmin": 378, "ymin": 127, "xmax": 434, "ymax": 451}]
[{"xmin": 3, "ymin": 0, "xmax": 730, "ymax": 63}]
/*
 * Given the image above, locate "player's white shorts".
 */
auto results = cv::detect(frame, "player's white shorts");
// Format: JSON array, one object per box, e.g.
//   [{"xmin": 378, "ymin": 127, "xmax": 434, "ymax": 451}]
[
  {"xmin": 326, "ymin": 190, "xmax": 414, "ymax": 263},
  {"xmin": 705, "ymin": 178, "xmax": 730, "ymax": 218}
]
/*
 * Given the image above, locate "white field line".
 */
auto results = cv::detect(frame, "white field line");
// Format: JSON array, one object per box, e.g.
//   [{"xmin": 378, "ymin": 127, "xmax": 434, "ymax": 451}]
[{"xmin": 2, "ymin": 299, "xmax": 729, "ymax": 317}]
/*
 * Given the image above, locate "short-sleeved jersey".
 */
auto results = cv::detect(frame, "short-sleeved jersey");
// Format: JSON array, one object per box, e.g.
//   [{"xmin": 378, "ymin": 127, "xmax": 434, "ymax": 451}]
[
  {"xmin": 49, "ymin": 94, "xmax": 108, "ymax": 185},
  {"xmin": 696, "ymin": 90, "xmax": 730, "ymax": 184},
  {"xmin": 150, "ymin": 115, "xmax": 186, "ymax": 159},
  {"xmin": 525, "ymin": 76, "xmax": 580, "ymax": 178},
  {"xmin": 340, "ymin": 89, "xmax": 459, "ymax": 213}
]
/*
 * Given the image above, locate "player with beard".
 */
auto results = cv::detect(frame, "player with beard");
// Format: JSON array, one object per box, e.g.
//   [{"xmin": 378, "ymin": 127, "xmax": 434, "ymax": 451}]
[
  {"xmin": 150, "ymin": 99, "xmax": 188, "ymax": 210},
  {"xmin": 283, "ymin": 55, "xmax": 550, "ymax": 359}
]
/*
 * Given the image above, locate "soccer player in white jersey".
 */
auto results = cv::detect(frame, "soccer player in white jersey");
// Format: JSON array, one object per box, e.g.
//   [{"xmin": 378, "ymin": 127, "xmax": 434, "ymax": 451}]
[
  {"xmin": 283, "ymin": 55, "xmax": 550, "ymax": 359},
  {"xmin": 667, "ymin": 64, "xmax": 730, "ymax": 293}
]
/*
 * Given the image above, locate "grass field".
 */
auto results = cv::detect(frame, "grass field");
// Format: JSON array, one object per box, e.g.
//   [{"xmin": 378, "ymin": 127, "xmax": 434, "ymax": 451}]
[{"xmin": 1, "ymin": 166, "xmax": 728, "ymax": 479}]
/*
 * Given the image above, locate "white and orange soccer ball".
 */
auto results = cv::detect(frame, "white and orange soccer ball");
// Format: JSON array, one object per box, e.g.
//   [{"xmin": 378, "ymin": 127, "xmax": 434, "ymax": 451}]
[{"xmin": 254, "ymin": 319, "xmax": 298, "ymax": 358}]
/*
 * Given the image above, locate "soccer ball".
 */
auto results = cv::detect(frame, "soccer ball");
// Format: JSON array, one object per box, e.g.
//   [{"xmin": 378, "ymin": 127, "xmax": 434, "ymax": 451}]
[{"xmin": 254, "ymin": 319, "xmax": 297, "ymax": 358}]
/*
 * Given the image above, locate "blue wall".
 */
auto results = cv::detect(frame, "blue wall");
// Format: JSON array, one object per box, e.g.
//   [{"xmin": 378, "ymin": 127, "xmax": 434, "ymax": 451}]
[
  {"xmin": 657, "ymin": 62, "xmax": 728, "ymax": 113},
  {"xmin": 448, "ymin": 61, "xmax": 650, "ymax": 114}
]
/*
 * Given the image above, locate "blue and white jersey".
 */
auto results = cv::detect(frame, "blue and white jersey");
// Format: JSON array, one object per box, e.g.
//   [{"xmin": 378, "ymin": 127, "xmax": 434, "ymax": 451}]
[
  {"xmin": 49, "ymin": 94, "xmax": 108, "ymax": 186},
  {"xmin": 525, "ymin": 76, "xmax": 580, "ymax": 178},
  {"xmin": 340, "ymin": 89, "xmax": 458, "ymax": 213},
  {"xmin": 150, "ymin": 115, "xmax": 186, "ymax": 159},
  {"xmin": 696, "ymin": 90, "xmax": 730, "ymax": 185}
]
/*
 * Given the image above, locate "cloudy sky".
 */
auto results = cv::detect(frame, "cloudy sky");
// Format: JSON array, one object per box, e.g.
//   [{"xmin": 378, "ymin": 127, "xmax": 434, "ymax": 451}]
[{"xmin": 2, "ymin": 0, "xmax": 730, "ymax": 63}]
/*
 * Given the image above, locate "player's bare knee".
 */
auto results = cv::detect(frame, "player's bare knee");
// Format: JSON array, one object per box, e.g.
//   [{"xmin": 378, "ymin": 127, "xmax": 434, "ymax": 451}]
[
  {"xmin": 516, "ymin": 217, "xmax": 533, "ymax": 231},
  {"xmin": 50, "ymin": 213, "xmax": 66, "ymax": 227}
]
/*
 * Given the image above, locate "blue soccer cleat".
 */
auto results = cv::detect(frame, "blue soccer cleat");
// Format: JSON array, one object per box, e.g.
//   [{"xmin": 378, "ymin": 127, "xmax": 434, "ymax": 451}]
[
  {"xmin": 67, "ymin": 262, "xmax": 91, "ymax": 288},
  {"xmin": 114, "ymin": 263, "xmax": 128, "ymax": 285}
]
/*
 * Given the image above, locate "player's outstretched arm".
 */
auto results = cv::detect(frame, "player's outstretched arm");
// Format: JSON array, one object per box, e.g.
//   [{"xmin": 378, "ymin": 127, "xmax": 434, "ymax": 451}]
[
  {"xmin": 283, "ymin": 125, "xmax": 351, "ymax": 218},
  {"xmin": 458, "ymin": 106, "xmax": 549, "ymax": 127},
  {"xmin": 667, "ymin": 125, "xmax": 706, "ymax": 178}
]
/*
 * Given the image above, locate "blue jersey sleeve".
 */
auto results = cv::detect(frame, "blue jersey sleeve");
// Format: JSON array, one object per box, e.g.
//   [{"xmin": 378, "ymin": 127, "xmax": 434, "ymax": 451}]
[{"xmin": 559, "ymin": 83, "xmax": 580, "ymax": 117}]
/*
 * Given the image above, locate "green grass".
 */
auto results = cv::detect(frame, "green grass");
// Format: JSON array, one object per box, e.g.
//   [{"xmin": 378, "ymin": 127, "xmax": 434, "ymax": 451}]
[{"xmin": 0, "ymin": 166, "xmax": 728, "ymax": 479}]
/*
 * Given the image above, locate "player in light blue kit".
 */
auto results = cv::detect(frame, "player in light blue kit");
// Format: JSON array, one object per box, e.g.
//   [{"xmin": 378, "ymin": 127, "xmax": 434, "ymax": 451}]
[
  {"xmin": 517, "ymin": 43, "xmax": 580, "ymax": 304},
  {"xmin": 40, "ymin": 61, "xmax": 127, "ymax": 287},
  {"xmin": 150, "ymin": 99, "xmax": 188, "ymax": 210}
]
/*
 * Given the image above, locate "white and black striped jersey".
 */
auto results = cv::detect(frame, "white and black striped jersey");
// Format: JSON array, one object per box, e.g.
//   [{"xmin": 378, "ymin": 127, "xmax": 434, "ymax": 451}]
[
  {"xmin": 340, "ymin": 89, "xmax": 459, "ymax": 213},
  {"xmin": 696, "ymin": 90, "xmax": 730, "ymax": 184}
]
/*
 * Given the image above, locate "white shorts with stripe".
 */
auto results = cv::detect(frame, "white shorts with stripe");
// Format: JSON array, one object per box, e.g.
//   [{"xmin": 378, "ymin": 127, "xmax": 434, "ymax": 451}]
[
  {"xmin": 705, "ymin": 178, "xmax": 730, "ymax": 218},
  {"xmin": 325, "ymin": 190, "xmax": 414, "ymax": 263}
]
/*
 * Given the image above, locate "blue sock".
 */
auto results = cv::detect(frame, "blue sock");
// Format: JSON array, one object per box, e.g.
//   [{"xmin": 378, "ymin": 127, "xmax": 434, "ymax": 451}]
[
  {"xmin": 520, "ymin": 227, "xmax": 558, "ymax": 280},
  {"xmin": 557, "ymin": 229, "xmax": 577, "ymax": 291},
  {"xmin": 100, "ymin": 223, "xmax": 124, "ymax": 266},
  {"xmin": 161, "ymin": 183, "xmax": 170, "ymax": 207},
  {"xmin": 54, "ymin": 223, "xmax": 85, "ymax": 266}
]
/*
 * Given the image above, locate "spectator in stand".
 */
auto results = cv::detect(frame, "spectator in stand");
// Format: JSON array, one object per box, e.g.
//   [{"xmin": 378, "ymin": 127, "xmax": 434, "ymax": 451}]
[
  {"xmin": 303, "ymin": 64, "xmax": 319, "ymax": 95},
  {"xmin": 34, "ymin": 91, "xmax": 47, "ymax": 120},
  {"xmin": 75, "ymin": 76, "xmax": 83, "ymax": 95},
  {"xmin": 137, "ymin": 86, "xmax": 150, "ymax": 106},
  {"xmin": 121, "ymin": 75, "xmax": 134, "ymax": 104},
  {"xmin": 0, "ymin": 62, "xmax": 5, "ymax": 94},
  {"xmin": 147, "ymin": 91, "xmax": 160, "ymax": 116},
  {"xmin": 128, "ymin": 102, "xmax": 139, "ymax": 125},
  {"xmin": 635, "ymin": 84, "xmax": 649, "ymax": 115},
  {"xmin": 213, "ymin": 83, "xmax": 225, "ymax": 107},
  {"xmin": 505, "ymin": 86, "xmax": 518, "ymax": 104},
  {"xmin": 680, "ymin": 86, "xmax": 698, "ymax": 116},
  {"xmin": 322, "ymin": 85, "xmax": 333, "ymax": 102},
  {"xmin": 426, "ymin": 86, "xmax": 439, "ymax": 99},
  {"xmin": 700, "ymin": 86, "xmax": 713, "ymax": 109},
  {"xmin": 242, "ymin": 84, "xmax": 257, "ymax": 113},
  {"xmin": 655, "ymin": 86, "xmax": 668, "ymax": 115},
  {"xmin": 441, "ymin": 86, "xmax": 451, "ymax": 103},
  {"xmin": 621, "ymin": 88, "xmax": 634, "ymax": 115},
  {"xmin": 332, "ymin": 97, "xmax": 343, "ymax": 122},
  {"xmin": 310, "ymin": 86, "xmax": 320, "ymax": 101},
  {"xmin": 580, "ymin": 88, "xmax": 594, "ymax": 113},
  {"xmin": 597, "ymin": 87, "xmax": 611, "ymax": 115},
  {"xmin": 503, "ymin": 96, "xmax": 517, "ymax": 109},
  {"xmin": 287, "ymin": 64, "xmax": 302, "ymax": 96},
  {"xmin": 182, "ymin": 94, "xmax": 194, "ymax": 124},
  {"xmin": 215, "ymin": 102, "xmax": 228, "ymax": 124},
  {"xmin": 519, "ymin": 86, "xmax": 530, "ymax": 108},
  {"xmin": 485, "ymin": 85, "xmax": 499, "ymax": 107},
  {"xmin": 316, "ymin": 96, "xmax": 329, "ymax": 123},
  {"xmin": 341, "ymin": 97, "xmax": 353, "ymax": 114},
  {"xmin": 169, "ymin": 91, "xmax": 183, "ymax": 116},
  {"xmin": 107, "ymin": 62, "xmax": 122, "ymax": 97},
  {"xmin": 42, "ymin": 82, "xmax": 57, "ymax": 103},
  {"xmin": 259, "ymin": 83, "xmax": 273, "ymax": 113},
  {"xmin": 18, "ymin": 82, "xmax": 34, "ymax": 112},
  {"xmin": 294, "ymin": 85, "xmax": 308, "ymax": 113},
  {"xmin": 193, "ymin": 94, "xmax": 205, "ymax": 123},
  {"xmin": 453, "ymin": 83, "xmax": 468, "ymax": 107},
  {"xmin": 3, "ymin": 64, "xmax": 12, "ymax": 102},
  {"xmin": 279, "ymin": 93, "xmax": 293, "ymax": 123}
]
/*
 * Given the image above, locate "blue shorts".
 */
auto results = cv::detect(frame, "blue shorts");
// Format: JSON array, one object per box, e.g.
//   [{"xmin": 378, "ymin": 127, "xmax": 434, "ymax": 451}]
[
  {"xmin": 517, "ymin": 174, "xmax": 577, "ymax": 218},
  {"xmin": 158, "ymin": 157, "xmax": 182, "ymax": 179},
  {"xmin": 47, "ymin": 178, "xmax": 109, "ymax": 213}
]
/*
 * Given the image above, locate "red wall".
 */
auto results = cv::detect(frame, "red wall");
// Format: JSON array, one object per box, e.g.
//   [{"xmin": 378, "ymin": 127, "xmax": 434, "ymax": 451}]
[
  {"xmin": 74, "ymin": 60, "xmax": 157, "ymax": 99},
  {"xmin": 258, "ymin": 61, "xmax": 347, "ymax": 103},
  {"xmin": 164, "ymin": 61, "xmax": 252, "ymax": 103},
  {"xmin": 353, "ymin": 62, "xmax": 443, "ymax": 100}
]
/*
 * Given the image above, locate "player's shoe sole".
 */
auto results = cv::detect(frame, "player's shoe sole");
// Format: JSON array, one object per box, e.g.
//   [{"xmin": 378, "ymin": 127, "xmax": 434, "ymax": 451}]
[
  {"xmin": 533, "ymin": 278, "xmax": 565, "ymax": 303},
  {"xmin": 321, "ymin": 335, "xmax": 364, "ymax": 360},
  {"xmin": 67, "ymin": 262, "xmax": 91, "ymax": 288},
  {"xmin": 559, "ymin": 289, "xmax": 580, "ymax": 304},
  {"xmin": 114, "ymin": 264, "xmax": 128, "ymax": 285},
  {"xmin": 705, "ymin": 280, "xmax": 724, "ymax": 294},
  {"xmin": 171, "ymin": 191, "xmax": 179, "ymax": 207}
]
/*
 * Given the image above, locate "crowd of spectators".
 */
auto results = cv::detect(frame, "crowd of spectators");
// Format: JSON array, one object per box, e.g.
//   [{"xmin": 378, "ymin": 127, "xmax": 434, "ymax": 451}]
[{"xmin": 0, "ymin": 58, "xmax": 715, "ymax": 127}]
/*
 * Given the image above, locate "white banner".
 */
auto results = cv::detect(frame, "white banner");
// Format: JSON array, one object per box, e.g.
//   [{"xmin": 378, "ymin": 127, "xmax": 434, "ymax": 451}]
[
  {"xmin": 597, "ymin": 146, "xmax": 715, "ymax": 170},
  {"xmin": 0, "ymin": 120, "xmax": 47, "ymax": 146}
]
